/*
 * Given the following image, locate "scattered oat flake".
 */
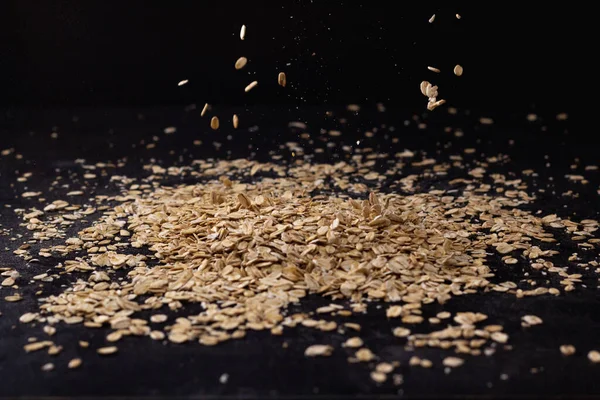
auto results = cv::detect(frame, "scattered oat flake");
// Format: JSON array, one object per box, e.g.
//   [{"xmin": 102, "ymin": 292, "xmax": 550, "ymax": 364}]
[
  {"xmin": 454, "ymin": 65, "xmax": 463, "ymax": 76},
  {"xmin": 41, "ymin": 363, "xmax": 54, "ymax": 372},
  {"xmin": 345, "ymin": 323, "xmax": 361, "ymax": 332},
  {"xmin": 376, "ymin": 362, "xmax": 394, "ymax": 373},
  {"xmin": 163, "ymin": 127, "xmax": 177, "ymax": 135},
  {"xmin": 409, "ymin": 356, "xmax": 421, "ymax": 366},
  {"xmin": 68, "ymin": 358, "xmax": 82, "ymax": 369},
  {"xmin": 97, "ymin": 346, "xmax": 118, "ymax": 355},
  {"xmin": 240, "ymin": 25, "xmax": 246, "ymax": 40},
  {"xmin": 526, "ymin": 113, "xmax": 538, "ymax": 122},
  {"xmin": 485, "ymin": 325, "xmax": 504, "ymax": 333},
  {"xmin": 521, "ymin": 315, "xmax": 543, "ymax": 327},
  {"xmin": 150, "ymin": 314, "xmax": 168, "ymax": 323},
  {"xmin": 219, "ymin": 373, "xmax": 229, "ymax": 384},
  {"xmin": 436, "ymin": 311, "xmax": 451, "ymax": 319},
  {"xmin": 496, "ymin": 243, "xmax": 515, "ymax": 254},
  {"xmin": 244, "ymin": 81, "xmax": 258, "ymax": 92},
  {"xmin": 24, "ymin": 341, "xmax": 53, "ymax": 353},
  {"xmin": 2, "ymin": 277, "xmax": 15, "ymax": 287},
  {"xmin": 235, "ymin": 57, "xmax": 248, "ymax": 70},
  {"xmin": 150, "ymin": 331, "xmax": 165, "ymax": 340},
  {"xmin": 371, "ymin": 371, "xmax": 387, "ymax": 383},
  {"xmin": 201, "ymin": 103, "xmax": 209, "ymax": 117},
  {"xmin": 233, "ymin": 114, "xmax": 239, "ymax": 129},
  {"xmin": 443, "ymin": 357, "xmax": 465, "ymax": 367},
  {"xmin": 356, "ymin": 348, "xmax": 375, "ymax": 362},
  {"xmin": 392, "ymin": 327, "xmax": 411, "ymax": 337},
  {"xmin": 420, "ymin": 81, "xmax": 430, "ymax": 96},
  {"xmin": 589, "ymin": 351, "xmax": 600, "ymax": 363},
  {"xmin": 402, "ymin": 315, "xmax": 424, "ymax": 324},
  {"xmin": 393, "ymin": 374, "xmax": 404, "ymax": 386},
  {"xmin": 210, "ymin": 116, "xmax": 220, "ymax": 130},
  {"xmin": 199, "ymin": 336, "xmax": 219, "ymax": 346},
  {"xmin": 48, "ymin": 345, "xmax": 62, "ymax": 356},
  {"xmin": 456, "ymin": 13, "xmax": 461, "ymax": 19},
  {"xmin": 106, "ymin": 331, "xmax": 122, "ymax": 342},
  {"xmin": 428, "ymin": 66, "xmax": 441, "ymax": 73},
  {"xmin": 288, "ymin": 121, "xmax": 307, "ymax": 129},
  {"xmin": 278, "ymin": 72, "xmax": 287, "ymax": 87},
  {"xmin": 344, "ymin": 337, "xmax": 363, "ymax": 348},
  {"xmin": 491, "ymin": 332, "xmax": 509, "ymax": 344},
  {"xmin": 271, "ymin": 326, "xmax": 283, "ymax": 335},
  {"xmin": 19, "ymin": 313, "xmax": 38, "ymax": 324},
  {"xmin": 43, "ymin": 326, "xmax": 56, "ymax": 336},
  {"xmin": 427, "ymin": 99, "xmax": 446, "ymax": 111},
  {"xmin": 560, "ymin": 345, "xmax": 576, "ymax": 356},
  {"xmin": 428, "ymin": 14, "xmax": 436, "ymax": 23},
  {"xmin": 386, "ymin": 305, "xmax": 402, "ymax": 318},
  {"xmin": 304, "ymin": 344, "xmax": 333, "ymax": 357},
  {"xmin": 169, "ymin": 333, "xmax": 188, "ymax": 344},
  {"xmin": 178, "ymin": 79, "xmax": 189, "ymax": 86}
]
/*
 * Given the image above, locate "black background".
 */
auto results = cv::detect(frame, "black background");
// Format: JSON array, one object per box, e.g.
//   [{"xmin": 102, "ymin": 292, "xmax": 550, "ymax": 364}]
[{"xmin": 0, "ymin": 1, "xmax": 585, "ymax": 113}]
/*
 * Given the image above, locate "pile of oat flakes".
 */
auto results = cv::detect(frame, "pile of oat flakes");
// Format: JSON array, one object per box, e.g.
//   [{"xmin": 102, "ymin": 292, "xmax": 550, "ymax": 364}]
[{"xmin": 2, "ymin": 110, "xmax": 599, "ymax": 382}]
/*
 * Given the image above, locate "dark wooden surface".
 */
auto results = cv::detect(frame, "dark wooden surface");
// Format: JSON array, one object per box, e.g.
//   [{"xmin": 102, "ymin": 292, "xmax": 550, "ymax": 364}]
[{"xmin": 0, "ymin": 106, "xmax": 598, "ymax": 398}]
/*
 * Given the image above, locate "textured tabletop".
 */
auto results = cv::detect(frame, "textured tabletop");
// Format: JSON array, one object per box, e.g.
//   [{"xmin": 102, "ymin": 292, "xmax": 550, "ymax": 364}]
[{"xmin": 0, "ymin": 105, "xmax": 597, "ymax": 398}]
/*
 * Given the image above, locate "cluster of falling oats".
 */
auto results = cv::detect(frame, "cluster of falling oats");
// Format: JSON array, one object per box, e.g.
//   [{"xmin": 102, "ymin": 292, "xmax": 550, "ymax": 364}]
[
  {"xmin": 422, "ymin": 13, "xmax": 464, "ymax": 111},
  {"xmin": 186, "ymin": 24, "xmax": 287, "ymax": 131},
  {"xmin": 420, "ymin": 80, "xmax": 446, "ymax": 111},
  {"xmin": 3, "ymin": 125, "xmax": 600, "ymax": 382}
]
